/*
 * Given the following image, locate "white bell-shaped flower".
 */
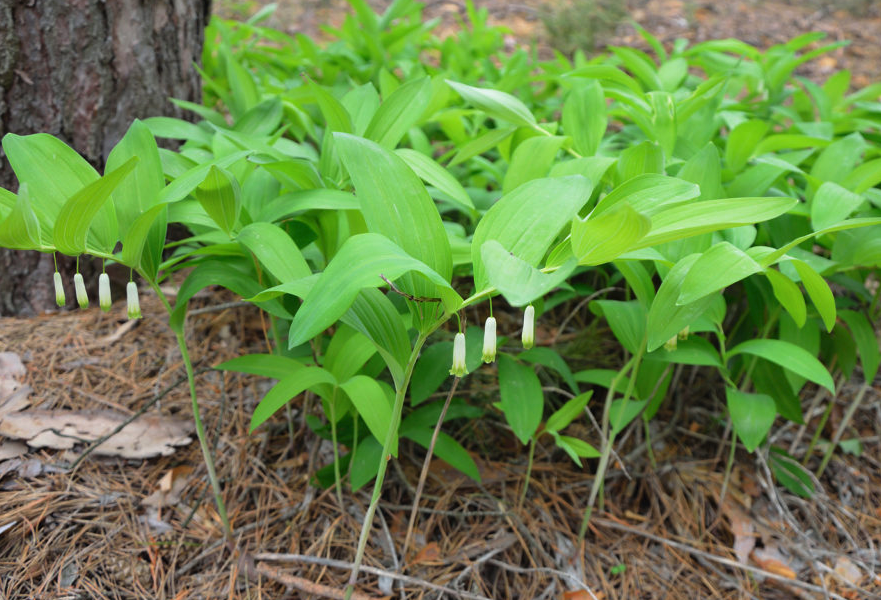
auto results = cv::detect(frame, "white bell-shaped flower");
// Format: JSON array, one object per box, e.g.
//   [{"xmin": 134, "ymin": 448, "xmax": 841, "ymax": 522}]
[
  {"xmin": 521, "ymin": 305, "xmax": 535, "ymax": 349},
  {"xmin": 449, "ymin": 332, "xmax": 468, "ymax": 377},
  {"xmin": 126, "ymin": 281, "xmax": 141, "ymax": 320},
  {"xmin": 53, "ymin": 272, "xmax": 65, "ymax": 307},
  {"xmin": 98, "ymin": 273, "xmax": 111, "ymax": 312},
  {"xmin": 74, "ymin": 273, "xmax": 89, "ymax": 309},
  {"xmin": 482, "ymin": 317, "xmax": 497, "ymax": 364}
]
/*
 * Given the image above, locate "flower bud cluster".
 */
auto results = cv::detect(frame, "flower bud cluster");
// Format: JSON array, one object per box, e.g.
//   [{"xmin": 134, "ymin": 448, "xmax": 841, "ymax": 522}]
[{"xmin": 51, "ymin": 270, "xmax": 142, "ymax": 320}]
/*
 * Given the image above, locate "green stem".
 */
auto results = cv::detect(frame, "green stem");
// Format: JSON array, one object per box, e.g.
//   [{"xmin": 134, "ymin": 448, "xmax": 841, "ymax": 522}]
[
  {"xmin": 803, "ymin": 394, "xmax": 836, "ymax": 466},
  {"xmin": 150, "ymin": 279, "xmax": 231, "ymax": 541},
  {"xmin": 578, "ymin": 339, "xmax": 645, "ymax": 542},
  {"xmin": 344, "ymin": 331, "xmax": 430, "ymax": 599},
  {"xmin": 816, "ymin": 382, "xmax": 870, "ymax": 478},
  {"xmin": 329, "ymin": 389, "xmax": 343, "ymax": 507},
  {"xmin": 519, "ymin": 435, "xmax": 537, "ymax": 510}
]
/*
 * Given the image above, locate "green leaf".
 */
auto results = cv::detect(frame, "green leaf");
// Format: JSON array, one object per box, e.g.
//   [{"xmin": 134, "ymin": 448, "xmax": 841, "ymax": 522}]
[
  {"xmin": 323, "ymin": 326, "xmax": 377, "ymax": 383},
  {"xmin": 395, "ymin": 148, "xmax": 474, "ymax": 212},
  {"xmin": 337, "ymin": 288, "xmax": 409, "ymax": 387},
  {"xmin": 502, "ymin": 135, "xmax": 566, "ymax": 194},
  {"xmin": 791, "ymin": 259, "xmax": 836, "ymax": 332},
  {"xmin": 471, "ymin": 176, "xmax": 593, "ymax": 292},
  {"xmin": 765, "ymin": 268, "xmax": 807, "ymax": 327},
  {"xmin": 410, "ymin": 341, "xmax": 454, "ymax": 406},
  {"xmin": 592, "ymin": 174, "xmax": 699, "ymax": 217},
  {"xmin": 562, "ymin": 81, "xmax": 606, "ymax": 157},
  {"xmin": 194, "ymin": 165, "xmax": 241, "ymax": 236},
  {"xmin": 288, "ymin": 233, "xmax": 459, "ymax": 348},
  {"xmin": 649, "ymin": 335, "xmax": 722, "ymax": 368},
  {"xmin": 769, "ymin": 448, "xmax": 814, "ymax": 498},
  {"xmin": 0, "ymin": 185, "xmax": 42, "ymax": 250},
  {"xmin": 446, "ymin": 80, "xmax": 537, "ymax": 127},
  {"xmin": 250, "ymin": 367, "xmax": 338, "ymax": 432},
  {"xmin": 520, "ymin": 347, "xmax": 581, "ymax": 396},
  {"xmin": 727, "ymin": 388, "xmax": 776, "ymax": 452},
  {"xmin": 810, "ymin": 182, "xmax": 864, "ymax": 232},
  {"xmin": 237, "ymin": 222, "xmax": 311, "ymax": 283},
  {"xmin": 481, "ymin": 240, "xmax": 577, "ymax": 307},
  {"xmin": 637, "ymin": 197, "xmax": 797, "ymax": 248},
  {"xmin": 678, "ymin": 242, "xmax": 763, "ymax": 305},
  {"xmin": 497, "ymin": 354, "xmax": 543, "ymax": 445},
  {"xmin": 571, "ymin": 203, "xmax": 651, "ymax": 265},
  {"xmin": 53, "ymin": 157, "xmax": 138, "ymax": 255},
  {"xmin": 142, "ymin": 116, "xmax": 213, "ymax": 146},
  {"xmin": 592, "ymin": 300, "xmax": 646, "ymax": 354},
  {"xmin": 728, "ymin": 339, "xmax": 835, "ymax": 393},
  {"xmin": 555, "ymin": 435, "xmax": 600, "ymax": 465},
  {"xmin": 448, "ymin": 127, "xmax": 516, "ymax": 167},
  {"xmin": 215, "ymin": 354, "xmax": 305, "ymax": 380},
  {"xmin": 350, "ymin": 436, "xmax": 383, "ymax": 491},
  {"xmin": 334, "ymin": 133, "xmax": 452, "ymax": 302},
  {"xmin": 121, "ymin": 203, "xmax": 168, "ymax": 276},
  {"xmin": 545, "ymin": 391, "xmax": 593, "ymax": 433},
  {"xmin": 837, "ymin": 310, "xmax": 880, "ymax": 382},
  {"xmin": 365, "ymin": 77, "xmax": 432, "ymax": 149},
  {"xmin": 610, "ymin": 399, "xmax": 648, "ymax": 435},
  {"xmin": 646, "ymin": 254, "xmax": 717, "ymax": 352},
  {"xmin": 340, "ymin": 375, "xmax": 396, "ymax": 456},
  {"xmin": 726, "ymin": 120, "xmax": 769, "ymax": 173}
]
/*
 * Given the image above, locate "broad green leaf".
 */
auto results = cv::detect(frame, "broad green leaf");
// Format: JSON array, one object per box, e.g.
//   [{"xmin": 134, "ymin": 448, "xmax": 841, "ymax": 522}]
[
  {"xmin": 224, "ymin": 46, "xmax": 260, "ymax": 118},
  {"xmin": 545, "ymin": 391, "xmax": 593, "ymax": 433},
  {"xmin": 792, "ymin": 259, "xmax": 836, "ymax": 332},
  {"xmin": 677, "ymin": 142, "xmax": 724, "ymax": 201},
  {"xmin": 751, "ymin": 360, "xmax": 803, "ymax": 423},
  {"xmin": 446, "ymin": 80, "xmax": 537, "ymax": 128},
  {"xmin": 334, "ymin": 133, "xmax": 452, "ymax": 303},
  {"xmin": 342, "ymin": 82, "xmax": 381, "ymax": 135},
  {"xmin": 288, "ymin": 233, "xmax": 459, "ymax": 348},
  {"xmin": 562, "ymin": 81, "xmax": 606, "ymax": 156},
  {"xmin": 471, "ymin": 176, "xmax": 593, "ymax": 292},
  {"xmin": 121, "ymin": 203, "xmax": 168, "ymax": 275},
  {"xmin": 502, "ymin": 135, "xmax": 566, "ymax": 194},
  {"xmin": 309, "ymin": 81, "xmax": 354, "ymax": 134},
  {"xmin": 765, "ymin": 268, "xmax": 807, "ymax": 327},
  {"xmin": 810, "ymin": 182, "xmax": 864, "ymax": 231},
  {"xmin": 142, "ymin": 116, "xmax": 213, "ymax": 146},
  {"xmin": 571, "ymin": 203, "xmax": 651, "ymax": 265},
  {"xmin": 614, "ymin": 259, "xmax": 656, "ymax": 309},
  {"xmin": 157, "ymin": 151, "xmax": 251, "ymax": 204},
  {"xmin": 194, "ymin": 165, "xmax": 241, "ymax": 236},
  {"xmin": 53, "ymin": 157, "xmax": 138, "ymax": 255},
  {"xmin": 258, "ymin": 189, "xmax": 360, "ymax": 222},
  {"xmin": 617, "ymin": 141, "xmax": 665, "ymax": 182},
  {"xmin": 481, "ymin": 240, "xmax": 577, "ymax": 307},
  {"xmin": 726, "ymin": 120, "xmax": 769, "ymax": 173},
  {"xmin": 237, "ymin": 222, "xmax": 311, "ymax": 283},
  {"xmin": 647, "ymin": 91, "xmax": 676, "ymax": 158},
  {"xmin": 760, "ymin": 218, "xmax": 881, "ymax": 267},
  {"xmin": 235, "ymin": 97, "xmax": 283, "ymax": 136},
  {"xmin": 769, "ymin": 448, "xmax": 814, "ymax": 498},
  {"xmin": 395, "ymin": 148, "xmax": 474, "ymax": 212},
  {"xmin": 592, "ymin": 174, "xmax": 699, "ymax": 217},
  {"xmin": 449, "ymin": 126, "xmax": 516, "ymax": 166},
  {"xmin": 323, "ymin": 326, "xmax": 377, "ymax": 382},
  {"xmin": 555, "ymin": 435, "xmax": 600, "ymax": 465},
  {"xmin": 497, "ymin": 354, "xmax": 543, "ymax": 445},
  {"xmin": 364, "ymin": 77, "xmax": 432, "ymax": 149},
  {"xmin": 837, "ymin": 310, "xmax": 880, "ymax": 381},
  {"xmin": 0, "ymin": 185, "xmax": 42, "ymax": 250},
  {"xmin": 610, "ymin": 46, "xmax": 661, "ymax": 90},
  {"xmin": 610, "ymin": 399, "xmax": 648, "ymax": 435},
  {"xmin": 678, "ymin": 242, "xmax": 763, "ymax": 305},
  {"xmin": 647, "ymin": 254, "xmax": 717, "ymax": 352},
  {"xmin": 341, "ymin": 288, "xmax": 412, "ymax": 388},
  {"xmin": 649, "ymin": 335, "xmax": 722, "ymax": 368},
  {"xmin": 727, "ymin": 388, "xmax": 776, "ymax": 452},
  {"xmin": 728, "ymin": 338, "xmax": 834, "ymax": 393},
  {"xmin": 215, "ymin": 354, "xmax": 304, "ymax": 379},
  {"xmin": 350, "ymin": 436, "xmax": 383, "ymax": 491},
  {"xmin": 410, "ymin": 341, "xmax": 454, "ymax": 406},
  {"xmin": 637, "ymin": 197, "xmax": 797, "ymax": 248},
  {"xmin": 340, "ymin": 375, "xmax": 396, "ymax": 456},
  {"xmin": 592, "ymin": 300, "xmax": 646, "ymax": 354},
  {"xmin": 810, "ymin": 132, "xmax": 865, "ymax": 184},
  {"xmin": 250, "ymin": 367, "xmax": 338, "ymax": 432}
]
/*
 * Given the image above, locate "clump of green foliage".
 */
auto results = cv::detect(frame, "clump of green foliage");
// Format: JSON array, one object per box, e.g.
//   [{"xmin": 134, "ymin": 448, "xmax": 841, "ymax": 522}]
[{"xmin": 539, "ymin": 0, "xmax": 628, "ymax": 56}]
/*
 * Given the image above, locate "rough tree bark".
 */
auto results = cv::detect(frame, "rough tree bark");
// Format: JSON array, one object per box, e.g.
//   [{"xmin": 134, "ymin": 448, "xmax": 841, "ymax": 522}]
[{"xmin": 0, "ymin": 0, "xmax": 211, "ymax": 316}]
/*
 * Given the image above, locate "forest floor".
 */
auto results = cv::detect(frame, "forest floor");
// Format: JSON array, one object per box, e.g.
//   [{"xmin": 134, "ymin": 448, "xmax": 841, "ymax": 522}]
[{"xmin": 2, "ymin": 1, "xmax": 881, "ymax": 599}]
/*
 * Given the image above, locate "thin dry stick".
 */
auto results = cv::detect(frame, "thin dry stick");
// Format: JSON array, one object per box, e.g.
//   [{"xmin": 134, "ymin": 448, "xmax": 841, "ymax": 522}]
[
  {"xmin": 254, "ymin": 563, "xmax": 378, "ymax": 600},
  {"xmin": 401, "ymin": 376, "xmax": 460, "ymax": 562},
  {"xmin": 591, "ymin": 517, "xmax": 852, "ymax": 600},
  {"xmin": 253, "ymin": 553, "xmax": 492, "ymax": 600}
]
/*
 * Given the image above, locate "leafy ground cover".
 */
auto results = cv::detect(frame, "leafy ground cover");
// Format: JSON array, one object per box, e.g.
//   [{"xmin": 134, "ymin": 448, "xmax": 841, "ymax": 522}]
[{"xmin": 1, "ymin": 1, "xmax": 880, "ymax": 599}]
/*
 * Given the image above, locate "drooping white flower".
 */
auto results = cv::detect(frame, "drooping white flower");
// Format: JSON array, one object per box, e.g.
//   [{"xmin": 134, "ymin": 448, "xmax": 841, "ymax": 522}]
[
  {"xmin": 482, "ymin": 317, "xmax": 497, "ymax": 364},
  {"xmin": 449, "ymin": 332, "xmax": 468, "ymax": 377},
  {"xmin": 98, "ymin": 273, "xmax": 111, "ymax": 312},
  {"xmin": 74, "ymin": 273, "xmax": 89, "ymax": 309},
  {"xmin": 126, "ymin": 281, "xmax": 141, "ymax": 320},
  {"xmin": 53, "ymin": 272, "xmax": 65, "ymax": 307},
  {"xmin": 522, "ymin": 305, "xmax": 535, "ymax": 349}
]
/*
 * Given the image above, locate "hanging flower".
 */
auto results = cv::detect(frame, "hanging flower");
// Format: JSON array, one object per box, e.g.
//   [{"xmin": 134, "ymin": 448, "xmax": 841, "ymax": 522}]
[
  {"xmin": 664, "ymin": 335, "xmax": 677, "ymax": 352},
  {"xmin": 482, "ymin": 317, "xmax": 497, "ymax": 364},
  {"xmin": 98, "ymin": 273, "xmax": 111, "ymax": 312},
  {"xmin": 74, "ymin": 273, "xmax": 89, "ymax": 309},
  {"xmin": 522, "ymin": 305, "xmax": 535, "ymax": 349},
  {"xmin": 449, "ymin": 332, "xmax": 468, "ymax": 377},
  {"xmin": 678, "ymin": 326, "xmax": 690, "ymax": 341},
  {"xmin": 126, "ymin": 281, "xmax": 141, "ymax": 320},
  {"xmin": 53, "ymin": 272, "xmax": 65, "ymax": 307}
]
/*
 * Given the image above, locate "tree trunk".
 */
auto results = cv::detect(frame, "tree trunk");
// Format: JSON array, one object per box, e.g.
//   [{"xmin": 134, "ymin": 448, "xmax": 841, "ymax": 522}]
[{"xmin": 0, "ymin": 0, "xmax": 211, "ymax": 316}]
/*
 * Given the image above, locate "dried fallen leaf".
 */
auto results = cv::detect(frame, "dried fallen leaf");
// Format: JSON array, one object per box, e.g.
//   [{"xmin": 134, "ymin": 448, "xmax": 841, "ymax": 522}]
[
  {"xmin": 0, "ymin": 440, "xmax": 28, "ymax": 461},
  {"xmin": 833, "ymin": 556, "xmax": 863, "ymax": 587},
  {"xmin": 0, "ymin": 385, "xmax": 32, "ymax": 421},
  {"xmin": 0, "ymin": 409, "xmax": 193, "ymax": 459},
  {"xmin": 563, "ymin": 590, "xmax": 604, "ymax": 600},
  {"xmin": 752, "ymin": 546, "xmax": 797, "ymax": 579},
  {"xmin": 410, "ymin": 542, "xmax": 441, "ymax": 565},
  {"xmin": 143, "ymin": 466, "xmax": 194, "ymax": 508},
  {"xmin": 0, "ymin": 352, "xmax": 25, "ymax": 379},
  {"xmin": 722, "ymin": 499, "xmax": 756, "ymax": 564}
]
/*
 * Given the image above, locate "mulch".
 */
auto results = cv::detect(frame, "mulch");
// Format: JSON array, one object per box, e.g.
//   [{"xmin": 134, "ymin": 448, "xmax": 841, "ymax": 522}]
[{"xmin": 2, "ymin": 1, "xmax": 881, "ymax": 598}]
